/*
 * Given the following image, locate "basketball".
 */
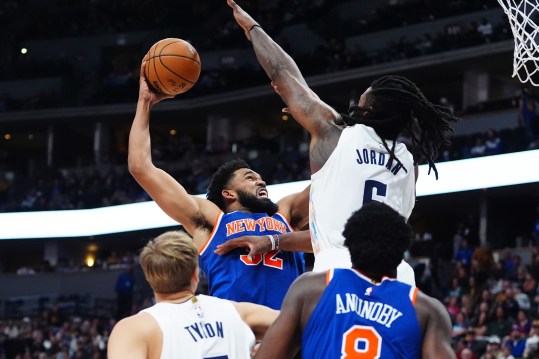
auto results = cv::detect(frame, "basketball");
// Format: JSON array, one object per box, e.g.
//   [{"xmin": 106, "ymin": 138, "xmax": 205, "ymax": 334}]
[{"xmin": 144, "ymin": 38, "xmax": 201, "ymax": 96}]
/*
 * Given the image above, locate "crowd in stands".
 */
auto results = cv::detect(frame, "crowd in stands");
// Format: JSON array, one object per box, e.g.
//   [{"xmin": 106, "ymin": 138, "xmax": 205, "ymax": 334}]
[
  {"xmin": 4, "ymin": 225, "xmax": 539, "ymax": 357},
  {"xmin": 0, "ymin": 0, "xmax": 510, "ymax": 111},
  {"xmin": 0, "ymin": 305, "xmax": 113, "ymax": 358},
  {"xmin": 434, "ymin": 241, "xmax": 539, "ymax": 358},
  {"xmin": 1, "ymin": 119, "xmax": 537, "ymax": 213}
]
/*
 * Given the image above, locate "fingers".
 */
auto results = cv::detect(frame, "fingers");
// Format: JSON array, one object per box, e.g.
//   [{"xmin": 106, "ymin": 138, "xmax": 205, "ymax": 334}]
[
  {"xmin": 214, "ymin": 239, "xmax": 245, "ymax": 255},
  {"xmin": 139, "ymin": 60, "xmax": 147, "ymax": 80},
  {"xmin": 213, "ymin": 244, "xmax": 229, "ymax": 255},
  {"xmin": 282, "ymin": 107, "xmax": 290, "ymax": 114},
  {"xmin": 226, "ymin": 0, "xmax": 236, "ymax": 8}
]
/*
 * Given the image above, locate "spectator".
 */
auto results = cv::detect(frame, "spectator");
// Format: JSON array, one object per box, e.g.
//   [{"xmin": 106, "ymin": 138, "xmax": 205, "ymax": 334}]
[
  {"xmin": 454, "ymin": 312, "xmax": 471, "ymax": 341},
  {"xmin": 501, "ymin": 287, "xmax": 521, "ymax": 320},
  {"xmin": 483, "ymin": 335, "xmax": 502, "ymax": 358},
  {"xmin": 458, "ymin": 347, "xmax": 477, "ymax": 359},
  {"xmin": 518, "ymin": 88, "xmax": 539, "ymax": 145},
  {"xmin": 471, "ymin": 305, "xmax": 490, "ymax": 337},
  {"xmin": 532, "ymin": 206, "xmax": 539, "ymax": 245},
  {"xmin": 470, "ymin": 137, "xmax": 487, "ymax": 157},
  {"xmin": 487, "ymin": 306, "xmax": 513, "ymax": 339},
  {"xmin": 516, "ymin": 310, "xmax": 532, "ymax": 334},
  {"xmin": 448, "ymin": 295, "xmax": 462, "ymax": 317},
  {"xmin": 477, "ymin": 18, "xmax": 494, "ymax": 42},
  {"xmin": 114, "ymin": 266, "xmax": 135, "ymax": 320},
  {"xmin": 500, "ymin": 344, "xmax": 516, "ymax": 359},
  {"xmin": 456, "ymin": 240, "xmax": 475, "ymax": 266},
  {"xmin": 504, "ymin": 323, "xmax": 527, "ymax": 358},
  {"xmin": 524, "ymin": 320, "xmax": 539, "ymax": 358},
  {"xmin": 484, "ymin": 129, "xmax": 503, "ymax": 155}
]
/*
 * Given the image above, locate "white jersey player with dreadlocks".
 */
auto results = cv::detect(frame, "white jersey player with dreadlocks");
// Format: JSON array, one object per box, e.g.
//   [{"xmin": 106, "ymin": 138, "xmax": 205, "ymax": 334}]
[{"xmin": 216, "ymin": 0, "xmax": 460, "ymax": 285}]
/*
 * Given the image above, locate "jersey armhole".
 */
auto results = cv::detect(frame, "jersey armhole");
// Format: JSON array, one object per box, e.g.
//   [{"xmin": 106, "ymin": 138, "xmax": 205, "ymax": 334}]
[
  {"xmin": 275, "ymin": 212, "xmax": 295, "ymax": 233},
  {"xmin": 198, "ymin": 211, "xmax": 224, "ymax": 255}
]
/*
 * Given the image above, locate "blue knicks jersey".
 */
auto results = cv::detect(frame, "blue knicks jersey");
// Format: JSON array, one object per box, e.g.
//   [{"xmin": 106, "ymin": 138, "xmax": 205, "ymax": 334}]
[
  {"xmin": 199, "ymin": 211, "xmax": 304, "ymax": 310},
  {"xmin": 302, "ymin": 269, "xmax": 421, "ymax": 359}
]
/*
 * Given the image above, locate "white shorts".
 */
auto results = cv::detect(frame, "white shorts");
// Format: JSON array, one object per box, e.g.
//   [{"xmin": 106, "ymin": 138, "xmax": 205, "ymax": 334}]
[{"xmin": 313, "ymin": 248, "xmax": 416, "ymax": 286}]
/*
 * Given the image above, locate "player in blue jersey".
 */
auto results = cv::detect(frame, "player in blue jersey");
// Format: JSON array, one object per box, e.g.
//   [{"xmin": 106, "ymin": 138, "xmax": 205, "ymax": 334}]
[
  {"xmin": 255, "ymin": 202, "xmax": 455, "ymax": 359},
  {"xmin": 129, "ymin": 59, "xmax": 310, "ymax": 309}
]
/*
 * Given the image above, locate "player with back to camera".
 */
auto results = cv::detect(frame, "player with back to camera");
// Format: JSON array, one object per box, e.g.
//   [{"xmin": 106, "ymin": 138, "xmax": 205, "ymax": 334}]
[
  {"xmin": 128, "ymin": 59, "xmax": 310, "ymax": 310},
  {"xmin": 108, "ymin": 231, "xmax": 278, "ymax": 359},
  {"xmin": 217, "ymin": 0, "xmax": 460, "ymax": 283},
  {"xmin": 254, "ymin": 202, "xmax": 455, "ymax": 359}
]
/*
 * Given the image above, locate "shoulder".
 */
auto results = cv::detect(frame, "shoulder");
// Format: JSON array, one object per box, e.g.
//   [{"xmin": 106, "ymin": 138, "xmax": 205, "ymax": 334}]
[
  {"xmin": 112, "ymin": 312, "xmax": 159, "ymax": 337},
  {"xmin": 289, "ymin": 271, "xmax": 328, "ymax": 300},
  {"xmin": 108, "ymin": 312, "xmax": 160, "ymax": 354},
  {"xmin": 414, "ymin": 291, "xmax": 452, "ymax": 329}
]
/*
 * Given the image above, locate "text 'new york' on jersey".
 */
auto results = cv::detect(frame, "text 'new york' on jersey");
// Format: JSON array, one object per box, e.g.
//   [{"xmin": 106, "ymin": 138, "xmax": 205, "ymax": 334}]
[{"xmin": 199, "ymin": 211, "xmax": 305, "ymax": 309}]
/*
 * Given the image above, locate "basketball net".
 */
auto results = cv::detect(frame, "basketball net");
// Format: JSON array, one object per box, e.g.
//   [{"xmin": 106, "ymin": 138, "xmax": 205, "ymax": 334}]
[{"xmin": 498, "ymin": 0, "xmax": 539, "ymax": 86}]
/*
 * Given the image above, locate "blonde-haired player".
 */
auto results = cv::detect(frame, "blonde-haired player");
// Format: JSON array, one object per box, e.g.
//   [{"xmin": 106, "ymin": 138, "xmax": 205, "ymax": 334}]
[{"xmin": 108, "ymin": 231, "xmax": 278, "ymax": 359}]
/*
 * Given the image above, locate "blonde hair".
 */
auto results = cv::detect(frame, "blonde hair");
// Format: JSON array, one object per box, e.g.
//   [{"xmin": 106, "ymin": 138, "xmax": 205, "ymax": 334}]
[{"xmin": 139, "ymin": 231, "xmax": 198, "ymax": 294}]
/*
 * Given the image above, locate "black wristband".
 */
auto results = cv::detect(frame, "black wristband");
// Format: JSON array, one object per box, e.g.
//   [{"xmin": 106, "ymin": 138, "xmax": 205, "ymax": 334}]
[{"xmin": 249, "ymin": 24, "xmax": 261, "ymax": 32}]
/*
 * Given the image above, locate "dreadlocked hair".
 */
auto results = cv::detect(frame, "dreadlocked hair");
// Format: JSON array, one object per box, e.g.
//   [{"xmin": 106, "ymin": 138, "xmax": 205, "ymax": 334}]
[{"xmin": 343, "ymin": 75, "xmax": 461, "ymax": 179}]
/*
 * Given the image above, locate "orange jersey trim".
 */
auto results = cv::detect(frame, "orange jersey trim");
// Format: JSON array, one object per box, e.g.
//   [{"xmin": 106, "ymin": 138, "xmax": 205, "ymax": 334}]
[
  {"xmin": 410, "ymin": 287, "xmax": 419, "ymax": 305},
  {"xmin": 326, "ymin": 269, "xmax": 334, "ymax": 285},
  {"xmin": 275, "ymin": 212, "xmax": 295, "ymax": 232}
]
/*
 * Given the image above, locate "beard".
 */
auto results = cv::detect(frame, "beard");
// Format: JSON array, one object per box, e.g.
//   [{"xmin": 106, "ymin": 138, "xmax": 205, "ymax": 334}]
[{"xmin": 237, "ymin": 190, "xmax": 279, "ymax": 216}]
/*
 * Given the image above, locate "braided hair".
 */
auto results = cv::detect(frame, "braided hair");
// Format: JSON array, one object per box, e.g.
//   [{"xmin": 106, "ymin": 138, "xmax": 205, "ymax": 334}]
[{"xmin": 341, "ymin": 75, "xmax": 460, "ymax": 179}]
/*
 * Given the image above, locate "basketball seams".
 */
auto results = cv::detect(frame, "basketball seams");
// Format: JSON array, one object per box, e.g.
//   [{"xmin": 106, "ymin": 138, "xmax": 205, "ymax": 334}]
[
  {"xmin": 145, "ymin": 38, "xmax": 201, "ymax": 96},
  {"xmin": 159, "ymin": 40, "xmax": 201, "ymax": 66},
  {"xmin": 146, "ymin": 54, "xmax": 201, "ymax": 65},
  {"xmin": 151, "ymin": 41, "xmax": 170, "ymax": 95},
  {"xmin": 157, "ymin": 56, "xmax": 197, "ymax": 85}
]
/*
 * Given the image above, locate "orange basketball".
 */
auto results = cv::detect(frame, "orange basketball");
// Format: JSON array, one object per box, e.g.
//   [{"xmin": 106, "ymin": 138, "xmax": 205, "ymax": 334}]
[{"xmin": 144, "ymin": 38, "xmax": 201, "ymax": 96}]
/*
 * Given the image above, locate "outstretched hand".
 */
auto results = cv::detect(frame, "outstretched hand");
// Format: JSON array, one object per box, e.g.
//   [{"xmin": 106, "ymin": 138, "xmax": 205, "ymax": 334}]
[
  {"xmin": 138, "ymin": 57, "xmax": 174, "ymax": 106},
  {"xmin": 226, "ymin": 0, "xmax": 259, "ymax": 41},
  {"xmin": 214, "ymin": 235, "xmax": 272, "ymax": 259}
]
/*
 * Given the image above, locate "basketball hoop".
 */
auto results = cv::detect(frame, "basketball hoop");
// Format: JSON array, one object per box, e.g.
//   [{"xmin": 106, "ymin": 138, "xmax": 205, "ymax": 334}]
[{"xmin": 497, "ymin": 0, "xmax": 539, "ymax": 86}]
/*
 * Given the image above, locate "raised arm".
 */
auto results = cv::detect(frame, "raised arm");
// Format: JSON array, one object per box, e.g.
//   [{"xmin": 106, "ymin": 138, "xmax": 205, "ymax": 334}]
[
  {"xmin": 227, "ymin": 0, "xmax": 339, "ymax": 137},
  {"xmin": 128, "ymin": 59, "xmax": 220, "ymax": 239}
]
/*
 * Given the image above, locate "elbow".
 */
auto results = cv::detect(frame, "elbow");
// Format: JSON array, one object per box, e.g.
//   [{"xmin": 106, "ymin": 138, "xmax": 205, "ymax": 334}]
[
  {"xmin": 128, "ymin": 155, "xmax": 149, "ymax": 177},
  {"xmin": 270, "ymin": 66, "xmax": 286, "ymax": 82}
]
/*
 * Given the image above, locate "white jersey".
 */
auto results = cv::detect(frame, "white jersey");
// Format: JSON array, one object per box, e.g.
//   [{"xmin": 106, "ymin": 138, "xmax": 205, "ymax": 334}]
[
  {"xmin": 141, "ymin": 294, "xmax": 255, "ymax": 359},
  {"xmin": 310, "ymin": 124, "xmax": 416, "ymax": 284}
]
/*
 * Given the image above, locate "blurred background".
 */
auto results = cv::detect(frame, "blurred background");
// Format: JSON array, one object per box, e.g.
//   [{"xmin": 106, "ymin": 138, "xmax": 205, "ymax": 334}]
[{"xmin": 1, "ymin": 0, "xmax": 539, "ymax": 357}]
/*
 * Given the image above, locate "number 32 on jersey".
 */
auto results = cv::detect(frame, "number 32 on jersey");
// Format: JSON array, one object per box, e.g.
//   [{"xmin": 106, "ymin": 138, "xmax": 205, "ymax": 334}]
[
  {"xmin": 341, "ymin": 325, "xmax": 382, "ymax": 359},
  {"xmin": 240, "ymin": 250, "xmax": 283, "ymax": 269}
]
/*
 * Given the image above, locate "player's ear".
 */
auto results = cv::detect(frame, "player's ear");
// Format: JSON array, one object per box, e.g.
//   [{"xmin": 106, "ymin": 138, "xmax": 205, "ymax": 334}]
[{"xmin": 222, "ymin": 189, "xmax": 236, "ymax": 200}]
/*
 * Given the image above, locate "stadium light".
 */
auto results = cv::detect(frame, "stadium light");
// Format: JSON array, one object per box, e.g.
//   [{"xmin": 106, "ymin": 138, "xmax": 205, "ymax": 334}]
[{"xmin": 0, "ymin": 149, "xmax": 538, "ymax": 240}]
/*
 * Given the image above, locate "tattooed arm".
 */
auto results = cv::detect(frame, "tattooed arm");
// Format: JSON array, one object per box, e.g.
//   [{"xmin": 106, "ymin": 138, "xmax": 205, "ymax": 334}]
[{"xmin": 227, "ymin": 0, "xmax": 342, "ymax": 172}]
